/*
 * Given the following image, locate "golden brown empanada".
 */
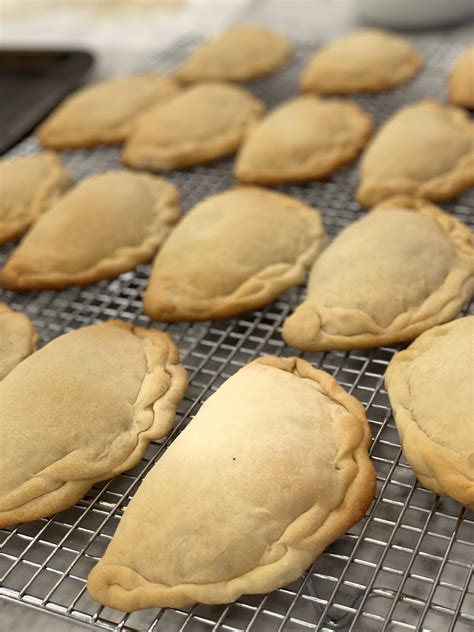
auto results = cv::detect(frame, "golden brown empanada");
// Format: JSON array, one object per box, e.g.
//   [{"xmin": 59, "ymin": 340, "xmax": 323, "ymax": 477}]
[
  {"xmin": 37, "ymin": 74, "xmax": 179, "ymax": 149},
  {"xmin": 235, "ymin": 96, "xmax": 372, "ymax": 185},
  {"xmin": 175, "ymin": 25, "xmax": 292, "ymax": 83},
  {"xmin": 357, "ymin": 100, "xmax": 474, "ymax": 207},
  {"xmin": 448, "ymin": 45, "xmax": 474, "ymax": 110},
  {"xmin": 0, "ymin": 320, "xmax": 187, "ymax": 527},
  {"xmin": 0, "ymin": 152, "xmax": 71, "ymax": 245},
  {"xmin": 0, "ymin": 170, "xmax": 180, "ymax": 291},
  {"xmin": 88, "ymin": 356, "xmax": 375, "ymax": 610},
  {"xmin": 144, "ymin": 186, "xmax": 327, "ymax": 321},
  {"xmin": 385, "ymin": 316, "xmax": 474, "ymax": 508},
  {"xmin": 122, "ymin": 82, "xmax": 264, "ymax": 171},
  {"xmin": 283, "ymin": 196, "xmax": 474, "ymax": 352},
  {"xmin": 300, "ymin": 30, "xmax": 421, "ymax": 95},
  {"xmin": 0, "ymin": 304, "xmax": 37, "ymax": 380}
]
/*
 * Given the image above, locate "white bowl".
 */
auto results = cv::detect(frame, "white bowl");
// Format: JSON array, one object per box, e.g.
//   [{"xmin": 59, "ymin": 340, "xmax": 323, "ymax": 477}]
[{"xmin": 354, "ymin": 0, "xmax": 474, "ymax": 29}]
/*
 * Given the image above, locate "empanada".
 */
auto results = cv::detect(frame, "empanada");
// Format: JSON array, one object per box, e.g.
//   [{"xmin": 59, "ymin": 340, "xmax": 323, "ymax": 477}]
[
  {"xmin": 300, "ymin": 30, "xmax": 421, "ymax": 95},
  {"xmin": 144, "ymin": 186, "xmax": 327, "ymax": 321},
  {"xmin": 0, "ymin": 170, "xmax": 180, "ymax": 291},
  {"xmin": 235, "ymin": 96, "xmax": 372, "ymax": 185},
  {"xmin": 0, "ymin": 304, "xmax": 37, "ymax": 381},
  {"xmin": 357, "ymin": 100, "xmax": 474, "ymax": 207},
  {"xmin": 448, "ymin": 45, "xmax": 474, "ymax": 110},
  {"xmin": 37, "ymin": 74, "xmax": 179, "ymax": 149},
  {"xmin": 122, "ymin": 82, "xmax": 264, "ymax": 171},
  {"xmin": 385, "ymin": 316, "xmax": 474, "ymax": 508},
  {"xmin": 0, "ymin": 320, "xmax": 187, "ymax": 527},
  {"xmin": 87, "ymin": 356, "xmax": 375, "ymax": 610},
  {"xmin": 283, "ymin": 196, "xmax": 474, "ymax": 352},
  {"xmin": 0, "ymin": 152, "xmax": 71, "ymax": 245},
  {"xmin": 175, "ymin": 25, "xmax": 292, "ymax": 83}
]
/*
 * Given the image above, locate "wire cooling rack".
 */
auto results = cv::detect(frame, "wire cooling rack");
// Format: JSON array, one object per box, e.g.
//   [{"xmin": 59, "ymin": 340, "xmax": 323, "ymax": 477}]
[{"xmin": 0, "ymin": 36, "xmax": 473, "ymax": 632}]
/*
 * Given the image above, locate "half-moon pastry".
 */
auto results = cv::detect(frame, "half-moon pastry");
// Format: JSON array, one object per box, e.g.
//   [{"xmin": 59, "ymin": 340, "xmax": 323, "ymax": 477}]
[
  {"xmin": 87, "ymin": 356, "xmax": 375, "ymax": 610},
  {"xmin": 300, "ymin": 30, "xmax": 421, "ymax": 95},
  {"xmin": 0, "ymin": 170, "xmax": 180, "ymax": 291},
  {"xmin": 356, "ymin": 100, "xmax": 474, "ymax": 207},
  {"xmin": 0, "ymin": 304, "xmax": 37, "ymax": 380},
  {"xmin": 122, "ymin": 82, "xmax": 264, "ymax": 171},
  {"xmin": 37, "ymin": 74, "xmax": 179, "ymax": 149},
  {"xmin": 175, "ymin": 25, "xmax": 292, "ymax": 83},
  {"xmin": 0, "ymin": 320, "xmax": 187, "ymax": 527},
  {"xmin": 235, "ymin": 95, "xmax": 372, "ymax": 185},
  {"xmin": 448, "ymin": 45, "xmax": 474, "ymax": 110},
  {"xmin": 144, "ymin": 186, "xmax": 327, "ymax": 321},
  {"xmin": 385, "ymin": 316, "xmax": 474, "ymax": 508},
  {"xmin": 283, "ymin": 196, "xmax": 474, "ymax": 352},
  {"xmin": 0, "ymin": 152, "xmax": 71, "ymax": 245}
]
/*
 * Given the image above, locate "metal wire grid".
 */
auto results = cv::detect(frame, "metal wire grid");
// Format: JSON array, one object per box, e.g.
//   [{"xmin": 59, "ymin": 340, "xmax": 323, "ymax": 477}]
[{"xmin": 0, "ymin": 36, "xmax": 473, "ymax": 632}]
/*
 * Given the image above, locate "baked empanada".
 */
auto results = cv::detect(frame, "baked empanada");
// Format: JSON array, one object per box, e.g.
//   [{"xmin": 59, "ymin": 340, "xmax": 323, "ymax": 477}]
[
  {"xmin": 122, "ymin": 82, "xmax": 264, "ymax": 171},
  {"xmin": 144, "ymin": 186, "xmax": 327, "ymax": 321},
  {"xmin": 0, "ymin": 170, "xmax": 180, "ymax": 291},
  {"xmin": 448, "ymin": 45, "xmax": 474, "ymax": 110},
  {"xmin": 357, "ymin": 100, "xmax": 474, "ymax": 207},
  {"xmin": 235, "ymin": 96, "xmax": 372, "ymax": 185},
  {"xmin": 88, "ymin": 356, "xmax": 375, "ymax": 610},
  {"xmin": 37, "ymin": 74, "xmax": 179, "ymax": 149},
  {"xmin": 0, "ymin": 320, "xmax": 187, "ymax": 527},
  {"xmin": 300, "ymin": 30, "xmax": 421, "ymax": 95},
  {"xmin": 385, "ymin": 316, "xmax": 474, "ymax": 508},
  {"xmin": 0, "ymin": 304, "xmax": 37, "ymax": 381},
  {"xmin": 175, "ymin": 25, "xmax": 292, "ymax": 83},
  {"xmin": 0, "ymin": 152, "xmax": 71, "ymax": 245},
  {"xmin": 283, "ymin": 197, "xmax": 474, "ymax": 352}
]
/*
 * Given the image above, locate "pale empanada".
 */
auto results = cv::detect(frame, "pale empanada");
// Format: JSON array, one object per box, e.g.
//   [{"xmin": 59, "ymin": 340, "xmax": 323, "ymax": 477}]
[
  {"xmin": 385, "ymin": 316, "xmax": 474, "ymax": 508},
  {"xmin": 175, "ymin": 25, "xmax": 292, "ymax": 84},
  {"xmin": 88, "ymin": 356, "xmax": 375, "ymax": 610},
  {"xmin": 448, "ymin": 45, "xmax": 474, "ymax": 110},
  {"xmin": 0, "ymin": 170, "xmax": 180, "ymax": 291},
  {"xmin": 357, "ymin": 100, "xmax": 474, "ymax": 207},
  {"xmin": 0, "ymin": 304, "xmax": 37, "ymax": 381},
  {"xmin": 235, "ymin": 96, "xmax": 372, "ymax": 185},
  {"xmin": 144, "ymin": 186, "xmax": 327, "ymax": 321},
  {"xmin": 300, "ymin": 30, "xmax": 422, "ymax": 95},
  {"xmin": 283, "ymin": 196, "xmax": 474, "ymax": 352},
  {"xmin": 37, "ymin": 74, "xmax": 179, "ymax": 149},
  {"xmin": 122, "ymin": 82, "xmax": 264, "ymax": 171},
  {"xmin": 0, "ymin": 152, "xmax": 71, "ymax": 245},
  {"xmin": 0, "ymin": 320, "xmax": 187, "ymax": 527}
]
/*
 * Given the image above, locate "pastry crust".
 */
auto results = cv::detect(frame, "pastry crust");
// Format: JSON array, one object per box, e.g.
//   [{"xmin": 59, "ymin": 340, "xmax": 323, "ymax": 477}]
[
  {"xmin": 385, "ymin": 317, "xmax": 474, "ymax": 508},
  {"xmin": 87, "ymin": 356, "xmax": 375, "ymax": 610},
  {"xmin": 0, "ymin": 152, "xmax": 72, "ymax": 245},
  {"xmin": 37, "ymin": 74, "xmax": 179, "ymax": 149},
  {"xmin": 175, "ymin": 25, "xmax": 292, "ymax": 83},
  {"xmin": 122, "ymin": 82, "xmax": 264, "ymax": 171},
  {"xmin": 448, "ymin": 45, "xmax": 474, "ymax": 110},
  {"xmin": 0, "ymin": 304, "xmax": 37, "ymax": 380},
  {"xmin": 283, "ymin": 196, "xmax": 474, "ymax": 352},
  {"xmin": 300, "ymin": 30, "xmax": 422, "ymax": 95},
  {"xmin": 357, "ymin": 100, "xmax": 474, "ymax": 207},
  {"xmin": 235, "ymin": 95, "xmax": 373, "ymax": 185},
  {"xmin": 0, "ymin": 320, "xmax": 188, "ymax": 527},
  {"xmin": 0, "ymin": 170, "xmax": 181, "ymax": 291},
  {"xmin": 144, "ymin": 186, "xmax": 327, "ymax": 321}
]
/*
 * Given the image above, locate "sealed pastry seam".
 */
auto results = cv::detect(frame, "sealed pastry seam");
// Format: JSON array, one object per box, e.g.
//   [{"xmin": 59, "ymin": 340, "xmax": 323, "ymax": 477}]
[
  {"xmin": 284, "ymin": 197, "xmax": 474, "ymax": 350},
  {"xmin": 385, "ymin": 324, "xmax": 474, "ymax": 507},
  {"xmin": 0, "ymin": 322, "xmax": 188, "ymax": 518},
  {"xmin": 88, "ymin": 357, "xmax": 375, "ymax": 608},
  {"xmin": 146, "ymin": 240, "xmax": 326, "ymax": 321}
]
